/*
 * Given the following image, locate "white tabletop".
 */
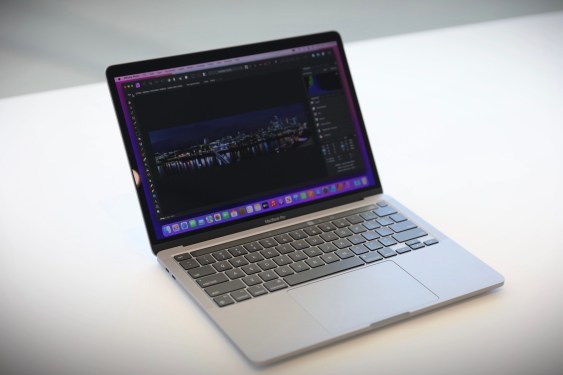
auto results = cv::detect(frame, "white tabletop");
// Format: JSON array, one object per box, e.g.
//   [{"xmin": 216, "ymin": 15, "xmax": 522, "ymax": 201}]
[{"xmin": 1, "ymin": 11, "xmax": 562, "ymax": 375}]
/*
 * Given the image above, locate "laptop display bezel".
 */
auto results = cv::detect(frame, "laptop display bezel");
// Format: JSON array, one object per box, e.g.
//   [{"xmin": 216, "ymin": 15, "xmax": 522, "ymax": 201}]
[{"xmin": 106, "ymin": 31, "xmax": 383, "ymax": 254}]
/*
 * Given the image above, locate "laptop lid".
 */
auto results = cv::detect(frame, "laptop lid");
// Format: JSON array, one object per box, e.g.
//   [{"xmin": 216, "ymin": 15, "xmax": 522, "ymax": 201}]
[{"xmin": 106, "ymin": 31, "xmax": 382, "ymax": 254}]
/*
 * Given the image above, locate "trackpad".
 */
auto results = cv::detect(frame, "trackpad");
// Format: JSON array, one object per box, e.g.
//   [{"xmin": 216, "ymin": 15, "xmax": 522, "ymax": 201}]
[{"xmin": 289, "ymin": 261, "xmax": 438, "ymax": 334}]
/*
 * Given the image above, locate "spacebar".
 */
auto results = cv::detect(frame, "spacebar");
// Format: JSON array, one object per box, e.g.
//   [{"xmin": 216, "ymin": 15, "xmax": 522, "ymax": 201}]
[{"xmin": 284, "ymin": 257, "xmax": 364, "ymax": 286}]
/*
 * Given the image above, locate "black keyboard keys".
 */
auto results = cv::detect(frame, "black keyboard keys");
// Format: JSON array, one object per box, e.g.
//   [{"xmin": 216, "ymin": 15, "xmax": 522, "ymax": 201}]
[
  {"xmin": 244, "ymin": 242, "xmax": 263, "ymax": 252},
  {"xmin": 263, "ymin": 279, "xmax": 288, "ymax": 292},
  {"xmin": 197, "ymin": 273, "xmax": 228, "ymax": 288},
  {"xmin": 284, "ymin": 257, "xmax": 363, "ymax": 286},
  {"xmin": 247, "ymin": 285, "xmax": 268, "ymax": 297},
  {"xmin": 390, "ymin": 221, "xmax": 417, "ymax": 233},
  {"xmin": 230, "ymin": 290, "xmax": 251, "ymax": 302},
  {"xmin": 374, "ymin": 206, "xmax": 397, "ymax": 217},
  {"xmin": 188, "ymin": 265, "xmax": 216, "ymax": 279},
  {"xmin": 174, "ymin": 253, "xmax": 191, "ymax": 262},
  {"xmin": 393, "ymin": 227, "xmax": 427, "ymax": 243},
  {"xmin": 205, "ymin": 279, "xmax": 245, "ymax": 297},
  {"xmin": 259, "ymin": 238, "xmax": 277, "ymax": 248},
  {"xmin": 196, "ymin": 254, "xmax": 216, "ymax": 266},
  {"xmin": 214, "ymin": 294, "xmax": 234, "ymax": 307},
  {"xmin": 303, "ymin": 226, "xmax": 322, "ymax": 236},
  {"xmin": 179, "ymin": 259, "xmax": 199, "ymax": 270}
]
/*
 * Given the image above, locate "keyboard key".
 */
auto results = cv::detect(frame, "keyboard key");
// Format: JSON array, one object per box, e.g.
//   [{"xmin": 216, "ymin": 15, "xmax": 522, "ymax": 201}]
[
  {"xmin": 335, "ymin": 248, "xmax": 354, "ymax": 259},
  {"xmin": 303, "ymin": 226, "xmax": 322, "ymax": 236},
  {"xmin": 245, "ymin": 253, "xmax": 264, "ymax": 263},
  {"xmin": 214, "ymin": 294, "xmax": 234, "ymax": 307},
  {"xmin": 257, "ymin": 259, "xmax": 277, "ymax": 271},
  {"xmin": 241, "ymin": 264, "xmax": 261, "ymax": 275},
  {"xmin": 258, "ymin": 270, "xmax": 278, "ymax": 282},
  {"xmin": 288, "ymin": 251, "xmax": 307, "ymax": 262},
  {"xmin": 362, "ymin": 231, "xmax": 378, "ymax": 241},
  {"xmin": 244, "ymin": 242, "xmax": 263, "ymax": 252},
  {"xmin": 390, "ymin": 221, "xmax": 417, "ymax": 233},
  {"xmin": 174, "ymin": 253, "xmax": 191, "ymax": 262},
  {"xmin": 247, "ymin": 285, "xmax": 268, "ymax": 297},
  {"xmin": 212, "ymin": 249, "xmax": 232, "ymax": 261},
  {"xmin": 197, "ymin": 273, "xmax": 228, "ymax": 288},
  {"xmin": 275, "ymin": 244, "xmax": 294, "ymax": 254},
  {"xmin": 365, "ymin": 240, "xmax": 383, "ymax": 251},
  {"xmin": 374, "ymin": 206, "xmax": 397, "ymax": 217},
  {"xmin": 225, "ymin": 268, "xmax": 245, "ymax": 280},
  {"xmin": 359, "ymin": 211, "xmax": 377, "ymax": 220},
  {"xmin": 179, "ymin": 259, "xmax": 199, "ymax": 270},
  {"xmin": 424, "ymin": 239, "xmax": 439, "ymax": 246},
  {"xmin": 363, "ymin": 220, "xmax": 380, "ymax": 230},
  {"xmin": 395, "ymin": 246, "xmax": 411, "ymax": 254},
  {"xmin": 331, "ymin": 219, "xmax": 349, "ymax": 228},
  {"xmin": 318, "ymin": 242, "xmax": 337, "ymax": 253},
  {"xmin": 318, "ymin": 222, "xmax": 337, "ymax": 232},
  {"xmin": 188, "ymin": 265, "xmax": 216, "ymax": 279},
  {"xmin": 351, "ymin": 245, "xmax": 368, "ymax": 255},
  {"xmin": 230, "ymin": 290, "xmax": 251, "ymax": 302},
  {"xmin": 284, "ymin": 257, "xmax": 364, "ymax": 286},
  {"xmin": 274, "ymin": 233, "xmax": 293, "ymax": 244},
  {"xmin": 346, "ymin": 215, "xmax": 364, "ymax": 224},
  {"xmin": 375, "ymin": 227, "xmax": 394, "ymax": 237},
  {"xmin": 290, "ymin": 261, "xmax": 310, "ymax": 273},
  {"xmin": 334, "ymin": 228, "xmax": 353, "ymax": 237},
  {"xmin": 333, "ymin": 238, "xmax": 352, "ymax": 249},
  {"xmin": 406, "ymin": 239, "xmax": 420, "ymax": 246},
  {"xmin": 304, "ymin": 247, "xmax": 322, "ymax": 257},
  {"xmin": 242, "ymin": 275, "xmax": 261, "ymax": 286},
  {"xmin": 376, "ymin": 217, "xmax": 394, "ymax": 226},
  {"xmin": 196, "ymin": 254, "xmax": 216, "ymax": 266},
  {"xmin": 263, "ymin": 279, "xmax": 288, "ymax": 292},
  {"xmin": 411, "ymin": 242, "xmax": 425, "ymax": 250},
  {"xmin": 306, "ymin": 257, "xmax": 325, "ymax": 268},
  {"xmin": 320, "ymin": 253, "xmax": 340, "ymax": 264},
  {"xmin": 291, "ymin": 239, "xmax": 310, "ymax": 250},
  {"xmin": 289, "ymin": 230, "xmax": 307, "ymax": 240},
  {"xmin": 393, "ymin": 228, "xmax": 427, "ymax": 243},
  {"xmin": 228, "ymin": 246, "xmax": 247, "ymax": 257},
  {"xmin": 378, "ymin": 248, "xmax": 397, "ymax": 258},
  {"xmin": 320, "ymin": 232, "xmax": 339, "ymax": 242},
  {"xmin": 259, "ymin": 238, "xmax": 278, "ymax": 248},
  {"xmin": 360, "ymin": 252, "xmax": 383, "ymax": 263},
  {"xmin": 377, "ymin": 201, "xmax": 388, "ymax": 207},
  {"xmin": 260, "ymin": 248, "xmax": 280, "ymax": 259},
  {"xmin": 205, "ymin": 279, "xmax": 245, "ymax": 297},
  {"xmin": 305, "ymin": 236, "xmax": 324, "ymax": 246},
  {"xmin": 390, "ymin": 213, "xmax": 407, "ymax": 222},
  {"xmin": 275, "ymin": 265, "xmax": 294, "ymax": 277},
  {"xmin": 379, "ymin": 236, "xmax": 397, "ymax": 247},
  {"xmin": 273, "ymin": 255, "xmax": 292, "ymax": 266},
  {"xmin": 229, "ymin": 256, "xmax": 249, "ymax": 268},
  {"xmin": 212, "ymin": 260, "xmax": 233, "ymax": 272},
  {"xmin": 349, "ymin": 224, "xmax": 366, "ymax": 234},
  {"xmin": 348, "ymin": 234, "xmax": 366, "ymax": 245}
]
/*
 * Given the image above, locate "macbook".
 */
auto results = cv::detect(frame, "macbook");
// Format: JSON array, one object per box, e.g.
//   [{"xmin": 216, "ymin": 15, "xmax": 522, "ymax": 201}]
[{"xmin": 106, "ymin": 31, "xmax": 504, "ymax": 364}]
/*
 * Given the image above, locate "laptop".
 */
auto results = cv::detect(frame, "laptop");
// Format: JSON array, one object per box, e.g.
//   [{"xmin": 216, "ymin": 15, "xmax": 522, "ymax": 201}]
[{"xmin": 106, "ymin": 31, "xmax": 504, "ymax": 365}]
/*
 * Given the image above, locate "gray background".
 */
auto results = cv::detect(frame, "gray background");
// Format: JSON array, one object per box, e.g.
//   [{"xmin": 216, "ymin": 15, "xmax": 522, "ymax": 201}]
[{"xmin": 1, "ymin": 0, "xmax": 563, "ymax": 98}]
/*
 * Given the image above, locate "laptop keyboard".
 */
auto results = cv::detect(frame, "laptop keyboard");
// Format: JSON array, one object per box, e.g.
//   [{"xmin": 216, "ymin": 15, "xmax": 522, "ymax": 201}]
[{"xmin": 173, "ymin": 201, "xmax": 439, "ymax": 307}]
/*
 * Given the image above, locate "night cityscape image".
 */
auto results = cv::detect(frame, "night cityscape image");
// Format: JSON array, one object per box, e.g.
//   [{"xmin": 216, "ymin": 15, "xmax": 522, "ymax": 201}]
[{"xmin": 150, "ymin": 103, "xmax": 312, "ymax": 175}]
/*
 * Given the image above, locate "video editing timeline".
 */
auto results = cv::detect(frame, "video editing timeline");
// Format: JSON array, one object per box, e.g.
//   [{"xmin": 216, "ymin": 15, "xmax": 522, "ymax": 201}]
[{"xmin": 121, "ymin": 45, "xmax": 369, "ymax": 239}]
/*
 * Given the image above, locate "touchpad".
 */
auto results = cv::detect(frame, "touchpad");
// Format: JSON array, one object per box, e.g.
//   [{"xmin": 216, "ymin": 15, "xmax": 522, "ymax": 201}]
[{"xmin": 288, "ymin": 261, "xmax": 438, "ymax": 334}]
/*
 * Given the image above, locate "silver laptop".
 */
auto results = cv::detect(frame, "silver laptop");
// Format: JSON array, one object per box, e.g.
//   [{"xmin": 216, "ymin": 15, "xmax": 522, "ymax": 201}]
[{"xmin": 106, "ymin": 31, "xmax": 504, "ymax": 365}]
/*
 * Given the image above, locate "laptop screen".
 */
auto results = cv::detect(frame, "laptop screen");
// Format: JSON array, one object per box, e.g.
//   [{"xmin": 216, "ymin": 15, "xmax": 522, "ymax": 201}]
[{"xmin": 112, "ymin": 36, "xmax": 380, "ymax": 242}]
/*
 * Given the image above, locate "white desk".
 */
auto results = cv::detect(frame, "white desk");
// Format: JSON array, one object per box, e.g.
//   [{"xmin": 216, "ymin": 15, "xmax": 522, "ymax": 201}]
[{"xmin": 1, "ymin": 12, "xmax": 562, "ymax": 375}]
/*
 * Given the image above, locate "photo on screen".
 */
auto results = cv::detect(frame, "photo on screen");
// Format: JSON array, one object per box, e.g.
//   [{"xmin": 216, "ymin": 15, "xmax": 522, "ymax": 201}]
[{"xmin": 150, "ymin": 103, "xmax": 312, "ymax": 176}]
